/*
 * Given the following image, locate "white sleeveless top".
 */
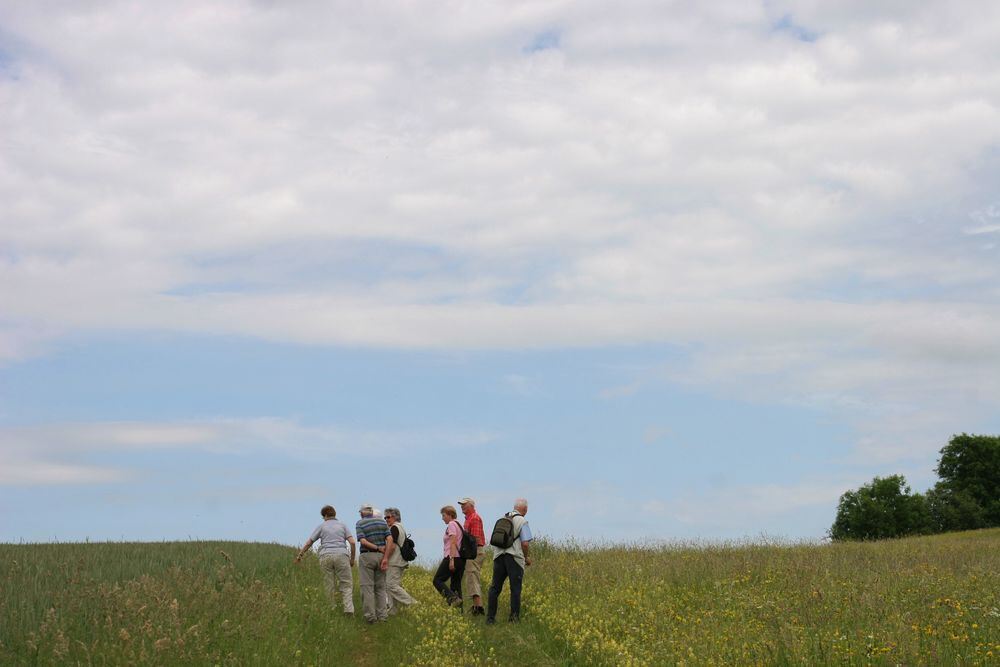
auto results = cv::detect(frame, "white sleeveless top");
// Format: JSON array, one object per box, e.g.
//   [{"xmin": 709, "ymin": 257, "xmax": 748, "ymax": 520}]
[{"xmin": 389, "ymin": 521, "xmax": 409, "ymax": 567}]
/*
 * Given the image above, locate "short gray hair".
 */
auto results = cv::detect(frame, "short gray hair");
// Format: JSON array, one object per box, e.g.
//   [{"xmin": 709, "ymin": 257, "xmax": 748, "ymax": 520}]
[
  {"xmin": 514, "ymin": 497, "xmax": 528, "ymax": 510},
  {"xmin": 384, "ymin": 507, "xmax": 401, "ymax": 521}
]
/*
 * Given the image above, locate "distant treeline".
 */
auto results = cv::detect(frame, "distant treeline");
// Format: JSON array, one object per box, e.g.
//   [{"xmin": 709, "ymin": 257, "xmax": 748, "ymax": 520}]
[{"xmin": 830, "ymin": 433, "xmax": 1000, "ymax": 541}]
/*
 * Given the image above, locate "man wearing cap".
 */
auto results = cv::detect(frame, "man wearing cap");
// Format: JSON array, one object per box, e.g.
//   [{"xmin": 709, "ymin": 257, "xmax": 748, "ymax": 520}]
[
  {"xmin": 459, "ymin": 497, "xmax": 487, "ymax": 616},
  {"xmin": 355, "ymin": 503, "xmax": 391, "ymax": 623}
]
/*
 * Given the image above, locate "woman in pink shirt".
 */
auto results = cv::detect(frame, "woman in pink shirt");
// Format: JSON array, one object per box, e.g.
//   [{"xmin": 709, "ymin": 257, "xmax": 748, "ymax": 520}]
[{"xmin": 432, "ymin": 505, "xmax": 466, "ymax": 607}]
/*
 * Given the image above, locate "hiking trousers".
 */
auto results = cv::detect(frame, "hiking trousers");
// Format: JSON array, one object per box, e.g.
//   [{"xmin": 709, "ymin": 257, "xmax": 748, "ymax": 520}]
[
  {"xmin": 386, "ymin": 564, "xmax": 416, "ymax": 613},
  {"xmin": 432, "ymin": 557, "xmax": 465, "ymax": 603},
  {"xmin": 487, "ymin": 553, "xmax": 524, "ymax": 621},
  {"xmin": 463, "ymin": 546, "xmax": 486, "ymax": 601},
  {"xmin": 358, "ymin": 552, "xmax": 387, "ymax": 622},
  {"xmin": 319, "ymin": 553, "xmax": 354, "ymax": 614}
]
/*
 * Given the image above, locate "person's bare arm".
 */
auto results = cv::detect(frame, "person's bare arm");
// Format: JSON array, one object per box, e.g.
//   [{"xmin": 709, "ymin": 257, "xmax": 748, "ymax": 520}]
[
  {"xmin": 347, "ymin": 536, "xmax": 357, "ymax": 566},
  {"xmin": 294, "ymin": 539, "xmax": 315, "ymax": 563},
  {"xmin": 522, "ymin": 540, "xmax": 532, "ymax": 567},
  {"xmin": 448, "ymin": 527, "xmax": 460, "ymax": 571},
  {"xmin": 381, "ymin": 534, "xmax": 395, "ymax": 571}
]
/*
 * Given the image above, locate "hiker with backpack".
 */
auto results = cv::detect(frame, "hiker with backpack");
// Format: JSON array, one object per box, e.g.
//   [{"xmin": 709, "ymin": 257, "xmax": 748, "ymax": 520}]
[
  {"xmin": 433, "ymin": 505, "xmax": 470, "ymax": 608},
  {"xmin": 294, "ymin": 505, "xmax": 357, "ymax": 616},
  {"xmin": 458, "ymin": 497, "xmax": 487, "ymax": 616},
  {"xmin": 486, "ymin": 498, "xmax": 533, "ymax": 624},
  {"xmin": 381, "ymin": 507, "xmax": 418, "ymax": 614}
]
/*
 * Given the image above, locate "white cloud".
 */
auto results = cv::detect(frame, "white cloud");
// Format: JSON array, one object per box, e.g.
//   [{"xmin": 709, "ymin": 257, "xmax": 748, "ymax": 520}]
[
  {"xmin": 599, "ymin": 381, "xmax": 642, "ymax": 400},
  {"xmin": 669, "ymin": 481, "xmax": 855, "ymax": 523},
  {"xmin": 966, "ymin": 224, "xmax": 1000, "ymax": 235},
  {"xmin": 0, "ymin": 460, "xmax": 126, "ymax": 486},
  {"xmin": 1, "ymin": 0, "xmax": 1000, "ymax": 466},
  {"xmin": 523, "ymin": 480, "xmax": 623, "ymax": 523},
  {"xmin": 503, "ymin": 373, "xmax": 543, "ymax": 397},
  {"xmin": 0, "ymin": 418, "xmax": 497, "ymax": 486},
  {"xmin": 520, "ymin": 477, "xmax": 858, "ymax": 540},
  {"xmin": 641, "ymin": 426, "xmax": 673, "ymax": 445}
]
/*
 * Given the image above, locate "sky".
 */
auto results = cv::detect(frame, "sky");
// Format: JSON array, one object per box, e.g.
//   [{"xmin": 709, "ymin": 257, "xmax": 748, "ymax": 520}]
[{"xmin": 2, "ymin": 1, "xmax": 1000, "ymax": 551}]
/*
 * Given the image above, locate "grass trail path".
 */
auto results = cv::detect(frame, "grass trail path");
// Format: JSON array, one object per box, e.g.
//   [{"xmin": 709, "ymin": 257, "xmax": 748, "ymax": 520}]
[{"xmin": 362, "ymin": 562, "xmax": 571, "ymax": 666}]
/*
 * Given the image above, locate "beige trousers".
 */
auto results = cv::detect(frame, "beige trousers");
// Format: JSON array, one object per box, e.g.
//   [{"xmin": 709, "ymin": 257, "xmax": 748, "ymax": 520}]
[
  {"xmin": 358, "ymin": 552, "xmax": 387, "ymax": 622},
  {"xmin": 319, "ymin": 553, "xmax": 354, "ymax": 614},
  {"xmin": 386, "ymin": 564, "xmax": 416, "ymax": 613},
  {"xmin": 463, "ymin": 546, "xmax": 486, "ymax": 600}
]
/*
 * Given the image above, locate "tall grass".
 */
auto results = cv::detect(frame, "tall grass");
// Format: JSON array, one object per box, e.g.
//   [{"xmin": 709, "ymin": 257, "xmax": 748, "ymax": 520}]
[
  {"xmin": 3, "ymin": 530, "xmax": 998, "ymax": 665},
  {"xmin": 524, "ymin": 530, "xmax": 1000, "ymax": 664}
]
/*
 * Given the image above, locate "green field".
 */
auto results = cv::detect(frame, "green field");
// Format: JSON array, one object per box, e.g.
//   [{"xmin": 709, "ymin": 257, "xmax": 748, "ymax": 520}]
[{"xmin": 3, "ymin": 530, "xmax": 999, "ymax": 665}]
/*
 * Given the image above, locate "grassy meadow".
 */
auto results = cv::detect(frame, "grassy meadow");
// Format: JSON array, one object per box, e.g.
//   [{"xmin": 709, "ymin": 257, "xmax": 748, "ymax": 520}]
[{"xmin": 2, "ymin": 529, "xmax": 999, "ymax": 665}]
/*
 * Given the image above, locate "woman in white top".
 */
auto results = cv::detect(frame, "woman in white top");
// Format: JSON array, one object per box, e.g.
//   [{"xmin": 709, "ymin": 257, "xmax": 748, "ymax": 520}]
[{"xmin": 381, "ymin": 507, "xmax": 417, "ymax": 614}]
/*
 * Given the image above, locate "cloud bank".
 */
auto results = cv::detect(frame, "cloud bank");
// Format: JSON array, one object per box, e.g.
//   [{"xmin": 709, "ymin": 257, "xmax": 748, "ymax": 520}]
[
  {"xmin": 2, "ymin": 0, "xmax": 999, "ymax": 466},
  {"xmin": 0, "ymin": 418, "xmax": 497, "ymax": 486}
]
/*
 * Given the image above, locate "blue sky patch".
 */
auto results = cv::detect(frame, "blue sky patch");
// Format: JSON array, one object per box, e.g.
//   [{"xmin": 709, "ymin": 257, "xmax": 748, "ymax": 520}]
[
  {"xmin": 525, "ymin": 29, "xmax": 561, "ymax": 53},
  {"xmin": 772, "ymin": 14, "xmax": 820, "ymax": 42}
]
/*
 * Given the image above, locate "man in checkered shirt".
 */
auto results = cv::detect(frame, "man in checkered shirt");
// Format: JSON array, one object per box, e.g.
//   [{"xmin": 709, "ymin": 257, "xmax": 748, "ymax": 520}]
[{"xmin": 458, "ymin": 496, "xmax": 487, "ymax": 616}]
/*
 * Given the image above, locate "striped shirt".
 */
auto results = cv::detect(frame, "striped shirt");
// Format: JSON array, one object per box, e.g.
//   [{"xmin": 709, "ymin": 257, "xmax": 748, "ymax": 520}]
[
  {"xmin": 463, "ymin": 510, "xmax": 486, "ymax": 547},
  {"xmin": 355, "ymin": 516, "xmax": 390, "ymax": 551}
]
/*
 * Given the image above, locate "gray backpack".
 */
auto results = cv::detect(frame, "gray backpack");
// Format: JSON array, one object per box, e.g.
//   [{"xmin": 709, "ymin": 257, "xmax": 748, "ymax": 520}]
[{"xmin": 490, "ymin": 513, "xmax": 518, "ymax": 549}]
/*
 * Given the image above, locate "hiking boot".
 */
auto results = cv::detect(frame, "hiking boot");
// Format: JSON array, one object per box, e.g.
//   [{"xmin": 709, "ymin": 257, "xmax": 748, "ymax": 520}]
[
  {"xmin": 485, "ymin": 617, "xmax": 496, "ymax": 625},
  {"xmin": 471, "ymin": 606, "xmax": 485, "ymax": 616},
  {"xmin": 508, "ymin": 614, "xmax": 520, "ymax": 623},
  {"xmin": 448, "ymin": 595, "xmax": 463, "ymax": 608}
]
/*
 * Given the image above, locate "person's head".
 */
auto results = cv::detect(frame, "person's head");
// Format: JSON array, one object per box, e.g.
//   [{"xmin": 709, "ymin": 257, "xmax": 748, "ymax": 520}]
[
  {"xmin": 359, "ymin": 503, "xmax": 374, "ymax": 518},
  {"xmin": 440, "ymin": 505, "xmax": 457, "ymax": 522},
  {"xmin": 384, "ymin": 507, "xmax": 401, "ymax": 525},
  {"xmin": 321, "ymin": 505, "xmax": 336, "ymax": 519},
  {"xmin": 458, "ymin": 497, "xmax": 476, "ymax": 516},
  {"xmin": 373, "ymin": 508, "xmax": 383, "ymax": 519},
  {"xmin": 514, "ymin": 497, "xmax": 528, "ymax": 516}
]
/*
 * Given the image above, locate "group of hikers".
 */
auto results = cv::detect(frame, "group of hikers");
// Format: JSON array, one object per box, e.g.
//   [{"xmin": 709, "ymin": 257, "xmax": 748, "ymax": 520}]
[{"xmin": 295, "ymin": 497, "xmax": 533, "ymax": 625}]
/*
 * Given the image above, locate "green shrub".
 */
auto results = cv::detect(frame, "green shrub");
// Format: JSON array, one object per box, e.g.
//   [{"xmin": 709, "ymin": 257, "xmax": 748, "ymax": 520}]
[{"xmin": 830, "ymin": 475, "xmax": 931, "ymax": 541}]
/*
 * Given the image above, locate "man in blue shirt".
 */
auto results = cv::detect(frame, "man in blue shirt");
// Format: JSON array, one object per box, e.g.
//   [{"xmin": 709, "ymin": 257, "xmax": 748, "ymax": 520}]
[{"xmin": 487, "ymin": 498, "xmax": 533, "ymax": 624}]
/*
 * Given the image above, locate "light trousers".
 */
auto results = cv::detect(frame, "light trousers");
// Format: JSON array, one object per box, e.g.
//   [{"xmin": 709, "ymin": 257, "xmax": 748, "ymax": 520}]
[
  {"xmin": 358, "ymin": 552, "xmax": 387, "ymax": 622},
  {"xmin": 319, "ymin": 553, "xmax": 354, "ymax": 614},
  {"xmin": 463, "ymin": 546, "xmax": 486, "ymax": 600},
  {"xmin": 386, "ymin": 564, "xmax": 416, "ymax": 613}
]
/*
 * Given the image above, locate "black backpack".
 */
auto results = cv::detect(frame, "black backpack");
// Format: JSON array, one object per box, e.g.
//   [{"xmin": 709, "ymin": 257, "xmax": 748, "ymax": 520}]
[
  {"xmin": 389, "ymin": 526, "xmax": 417, "ymax": 562},
  {"xmin": 458, "ymin": 524, "xmax": 478, "ymax": 560},
  {"xmin": 399, "ymin": 534, "xmax": 417, "ymax": 562},
  {"xmin": 490, "ymin": 513, "xmax": 518, "ymax": 549}
]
